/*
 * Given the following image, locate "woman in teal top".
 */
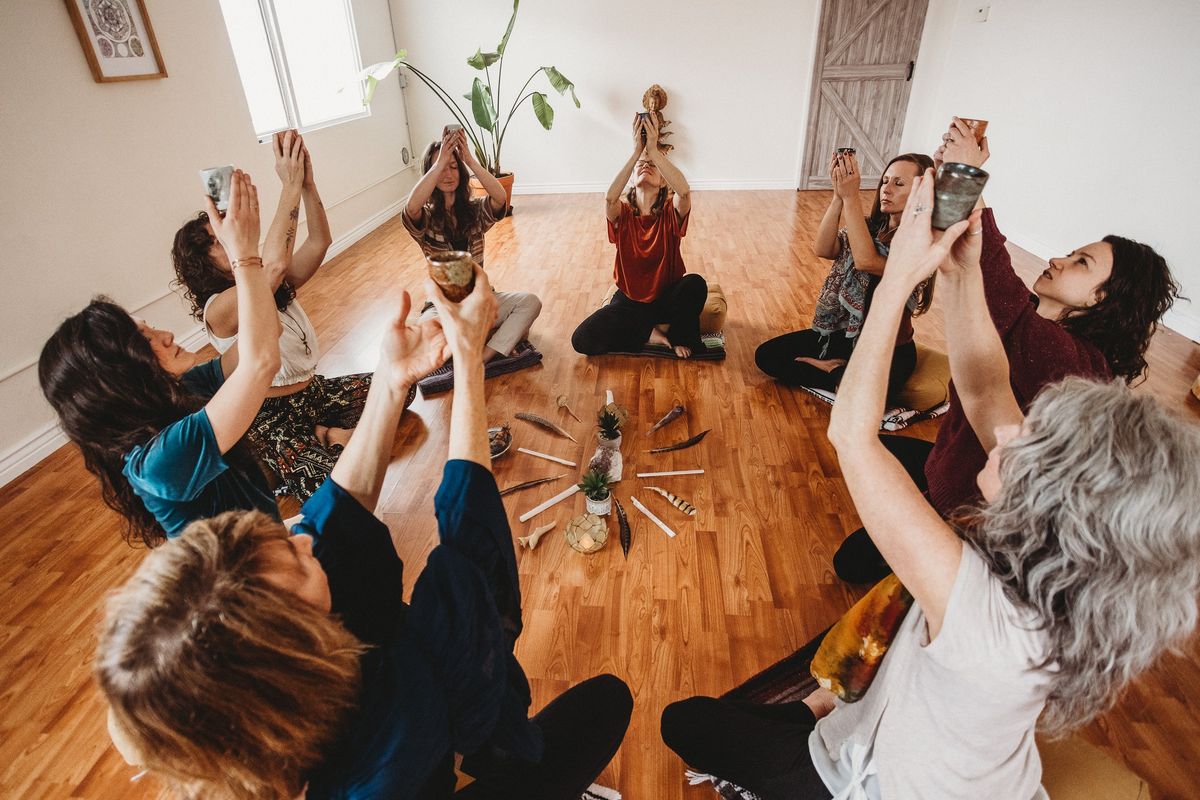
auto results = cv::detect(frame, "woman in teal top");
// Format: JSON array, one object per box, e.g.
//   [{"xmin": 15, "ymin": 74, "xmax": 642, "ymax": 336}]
[{"xmin": 39, "ymin": 170, "xmax": 283, "ymax": 546}]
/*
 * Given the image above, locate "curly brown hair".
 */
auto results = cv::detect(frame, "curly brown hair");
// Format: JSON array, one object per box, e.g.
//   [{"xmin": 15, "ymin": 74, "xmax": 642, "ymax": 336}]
[
  {"xmin": 171, "ymin": 212, "xmax": 295, "ymax": 321},
  {"xmin": 1060, "ymin": 235, "xmax": 1182, "ymax": 383}
]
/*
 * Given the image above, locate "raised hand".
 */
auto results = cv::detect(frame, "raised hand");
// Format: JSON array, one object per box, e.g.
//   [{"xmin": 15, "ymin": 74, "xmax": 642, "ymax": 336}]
[
  {"xmin": 377, "ymin": 290, "xmax": 450, "ymax": 393},
  {"xmin": 302, "ymin": 144, "xmax": 316, "ymax": 188},
  {"xmin": 831, "ymin": 152, "xmax": 860, "ymax": 200},
  {"xmin": 205, "ymin": 170, "xmax": 260, "ymax": 261},
  {"xmin": 435, "ymin": 128, "xmax": 458, "ymax": 168},
  {"xmin": 939, "ymin": 117, "xmax": 989, "ymax": 168},
  {"xmin": 425, "ymin": 263, "xmax": 497, "ymax": 359},
  {"xmin": 881, "ymin": 169, "xmax": 971, "ymax": 291},
  {"xmin": 632, "ymin": 113, "xmax": 647, "ymax": 153},
  {"xmin": 273, "ymin": 130, "xmax": 305, "ymax": 190},
  {"xmin": 643, "ymin": 113, "xmax": 662, "ymax": 153},
  {"xmin": 938, "ymin": 207, "xmax": 985, "ymax": 278}
]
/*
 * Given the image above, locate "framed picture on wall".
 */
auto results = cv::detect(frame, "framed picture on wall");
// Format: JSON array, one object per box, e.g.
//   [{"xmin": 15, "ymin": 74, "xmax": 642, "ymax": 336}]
[{"xmin": 64, "ymin": 0, "xmax": 167, "ymax": 83}]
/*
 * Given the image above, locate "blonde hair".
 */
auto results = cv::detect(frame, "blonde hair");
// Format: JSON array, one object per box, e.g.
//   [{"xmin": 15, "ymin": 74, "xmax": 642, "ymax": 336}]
[
  {"xmin": 966, "ymin": 378, "xmax": 1200, "ymax": 734},
  {"xmin": 96, "ymin": 511, "xmax": 365, "ymax": 799}
]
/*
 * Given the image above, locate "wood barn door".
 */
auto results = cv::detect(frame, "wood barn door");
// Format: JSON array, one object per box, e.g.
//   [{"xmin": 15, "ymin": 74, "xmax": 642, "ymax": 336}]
[{"xmin": 799, "ymin": 0, "xmax": 929, "ymax": 189}]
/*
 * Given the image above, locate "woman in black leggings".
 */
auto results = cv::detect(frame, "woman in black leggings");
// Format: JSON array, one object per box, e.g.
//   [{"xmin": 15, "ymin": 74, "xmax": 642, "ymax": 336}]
[{"xmin": 755, "ymin": 151, "xmax": 934, "ymax": 400}]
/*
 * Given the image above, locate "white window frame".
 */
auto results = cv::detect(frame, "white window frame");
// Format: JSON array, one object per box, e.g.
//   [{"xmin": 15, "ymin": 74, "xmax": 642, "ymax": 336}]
[{"xmin": 249, "ymin": 0, "xmax": 369, "ymax": 143}]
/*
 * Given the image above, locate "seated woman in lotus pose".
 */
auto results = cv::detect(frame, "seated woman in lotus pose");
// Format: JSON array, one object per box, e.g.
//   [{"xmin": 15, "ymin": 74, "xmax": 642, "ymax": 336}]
[
  {"xmin": 405, "ymin": 126, "xmax": 542, "ymax": 364},
  {"xmin": 662, "ymin": 171, "xmax": 1200, "ymax": 800},
  {"xmin": 755, "ymin": 150, "xmax": 934, "ymax": 400},
  {"xmin": 97, "ymin": 267, "xmax": 633, "ymax": 799},
  {"xmin": 833, "ymin": 119, "xmax": 1182, "ymax": 584},
  {"xmin": 572, "ymin": 113, "xmax": 706, "ymax": 359},
  {"xmin": 40, "ymin": 171, "xmax": 281, "ymax": 545},
  {"xmin": 172, "ymin": 131, "xmax": 383, "ymax": 502}
]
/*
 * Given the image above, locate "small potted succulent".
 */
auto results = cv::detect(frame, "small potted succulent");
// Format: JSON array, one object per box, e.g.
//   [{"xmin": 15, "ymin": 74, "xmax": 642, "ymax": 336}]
[
  {"xmin": 596, "ymin": 403, "xmax": 629, "ymax": 450},
  {"xmin": 578, "ymin": 469, "xmax": 613, "ymax": 516}
]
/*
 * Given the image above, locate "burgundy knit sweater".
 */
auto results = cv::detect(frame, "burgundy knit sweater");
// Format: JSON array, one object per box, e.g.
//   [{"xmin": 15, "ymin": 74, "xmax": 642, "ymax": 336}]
[{"xmin": 924, "ymin": 208, "xmax": 1111, "ymax": 516}]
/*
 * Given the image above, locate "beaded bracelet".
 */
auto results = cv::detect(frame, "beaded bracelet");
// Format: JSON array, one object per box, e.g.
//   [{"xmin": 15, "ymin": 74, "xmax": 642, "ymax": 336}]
[{"xmin": 231, "ymin": 256, "xmax": 263, "ymax": 269}]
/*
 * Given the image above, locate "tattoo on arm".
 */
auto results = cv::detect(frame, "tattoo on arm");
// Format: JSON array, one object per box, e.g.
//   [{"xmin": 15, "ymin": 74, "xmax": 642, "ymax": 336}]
[{"xmin": 285, "ymin": 206, "xmax": 299, "ymax": 249}]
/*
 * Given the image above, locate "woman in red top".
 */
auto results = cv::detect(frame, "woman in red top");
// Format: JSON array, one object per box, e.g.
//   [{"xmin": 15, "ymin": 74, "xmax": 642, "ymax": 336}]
[
  {"xmin": 571, "ymin": 114, "xmax": 707, "ymax": 359},
  {"xmin": 834, "ymin": 119, "xmax": 1182, "ymax": 583}
]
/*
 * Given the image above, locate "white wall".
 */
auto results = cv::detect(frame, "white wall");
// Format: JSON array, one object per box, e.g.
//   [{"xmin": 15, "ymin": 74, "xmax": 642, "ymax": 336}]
[
  {"xmin": 900, "ymin": 0, "xmax": 1200, "ymax": 340},
  {"xmin": 388, "ymin": 0, "xmax": 822, "ymax": 192},
  {"xmin": 0, "ymin": 0, "xmax": 417, "ymax": 484}
]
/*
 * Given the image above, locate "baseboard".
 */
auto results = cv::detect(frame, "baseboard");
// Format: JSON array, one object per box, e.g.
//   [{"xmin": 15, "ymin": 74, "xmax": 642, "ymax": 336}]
[
  {"xmin": 0, "ymin": 425, "xmax": 68, "ymax": 488},
  {"xmin": 1163, "ymin": 303, "xmax": 1200, "ymax": 344},
  {"xmin": 511, "ymin": 179, "xmax": 797, "ymax": 195},
  {"xmin": 0, "ymin": 198, "xmax": 409, "ymax": 490}
]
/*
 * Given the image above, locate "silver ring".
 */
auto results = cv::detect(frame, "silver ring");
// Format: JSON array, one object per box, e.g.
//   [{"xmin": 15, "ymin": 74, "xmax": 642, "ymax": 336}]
[
  {"xmin": 912, "ymin": 204, "xmax": 930, "ymax": 215},
  {"xmin": 968, "ymin": 229, "xmax": 983, "ymax": 236}
]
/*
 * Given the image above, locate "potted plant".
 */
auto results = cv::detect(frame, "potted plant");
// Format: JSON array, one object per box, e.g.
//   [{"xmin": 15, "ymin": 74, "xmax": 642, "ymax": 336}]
[
  {"xmin": 597, "ymin": 403, "xmax": 629, "ymax": 450},
  {"xmin": 357, "ymin": 0, "xmax": 579, "ymax": 210},
  {"xmin": 578, "ymin": 469, "xmax": 613, "ymax": 516}
]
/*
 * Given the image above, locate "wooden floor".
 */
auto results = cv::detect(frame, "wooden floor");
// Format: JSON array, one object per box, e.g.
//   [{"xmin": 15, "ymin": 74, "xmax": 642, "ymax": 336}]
[{"xmin": 2, "ymin": 191, "xmax": 1198, "ymax": 799}]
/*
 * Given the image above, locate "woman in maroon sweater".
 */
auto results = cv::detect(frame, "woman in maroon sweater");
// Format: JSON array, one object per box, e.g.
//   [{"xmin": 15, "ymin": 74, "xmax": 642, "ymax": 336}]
[{"xmin": 834, "ymin": 119, "xmax": 1182, "ymax": 583}]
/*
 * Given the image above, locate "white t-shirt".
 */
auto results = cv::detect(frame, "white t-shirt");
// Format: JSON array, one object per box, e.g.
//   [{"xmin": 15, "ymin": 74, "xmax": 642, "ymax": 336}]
[
  {"xmin": 811, "ymin": 546, "xmax": 1054, "ymax": 799},
  {"xmin": 203, "ymin": 295, "xmax": 319, "ymax": 387}
]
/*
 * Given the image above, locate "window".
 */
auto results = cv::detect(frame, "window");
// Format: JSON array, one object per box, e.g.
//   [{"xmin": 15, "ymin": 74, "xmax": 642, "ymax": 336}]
[{"xmin": 217, "ymin": 0, "xmax": 367, "ymax": 141}]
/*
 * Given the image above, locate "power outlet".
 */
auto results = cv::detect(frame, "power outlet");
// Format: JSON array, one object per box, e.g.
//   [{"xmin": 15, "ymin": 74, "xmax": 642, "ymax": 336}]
[{"xmin": 973, "ymin": 4, "xmax": 990, "ymax": 22}]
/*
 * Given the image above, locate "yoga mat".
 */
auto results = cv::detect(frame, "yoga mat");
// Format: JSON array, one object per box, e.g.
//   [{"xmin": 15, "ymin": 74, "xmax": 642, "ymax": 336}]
[{"xmin": 418, "ymin": 340, "xmax": 543, "ymax": 397}]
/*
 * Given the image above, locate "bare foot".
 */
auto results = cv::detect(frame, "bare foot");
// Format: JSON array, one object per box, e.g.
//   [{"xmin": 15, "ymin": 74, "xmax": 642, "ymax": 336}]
[
  {"xmin": 647, "ymin": 327, "xmax": 671, "ymax": 348},
  {"xmin": 795, "ymin": 356, "xmax": 847, "ymax": 373},
  {"xmin": 802, "ymin": 686, "xmax": 838, "ymax": 720},
  {"xmin": 314, "ymin": 425, "xmax": 354, "ymax": 449},
  {"xmin": 673, "ymin": 345, "xmax": 692, "ymax": 359}
]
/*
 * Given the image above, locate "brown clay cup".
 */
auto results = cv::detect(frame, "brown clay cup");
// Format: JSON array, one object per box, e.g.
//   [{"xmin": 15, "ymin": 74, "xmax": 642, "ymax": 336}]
[
  {"xmin": 427, "ymin": 250, "xmax": 476, "ymax": 303},
  {"xmin": 958, "ymin": 118, "xmax": 989, "ymax": 143}
]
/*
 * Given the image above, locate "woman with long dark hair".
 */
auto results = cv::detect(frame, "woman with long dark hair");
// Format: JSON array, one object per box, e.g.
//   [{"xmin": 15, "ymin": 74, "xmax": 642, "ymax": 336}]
[
  {"xmin": 39, "ymin": 171, "xmax": 281, "ymax": 546},
  {"xmin": 404, "ymin": 127, "xmax": 542, "ymax": 364},
  {"xmin": 571, "ymin": 113, "xmax": 707, "ymax": 359},
  {"xmin": 754, "ymin": 150, "xmax": 935, "ymax": 401},
  {"xmin": 97, "ymin": 268, "xmax": 632, "ymax": 798},
  {"xmin": 663, "ymin": 174, "xmax": 1200, "ymax": 799},
  {"xmin": 171, "ymin": 131, "xmax": 383, "ymax": 503},
  {"xmin": 833, "ymin": 119, "xmax": 1183, "ymax": 584}
]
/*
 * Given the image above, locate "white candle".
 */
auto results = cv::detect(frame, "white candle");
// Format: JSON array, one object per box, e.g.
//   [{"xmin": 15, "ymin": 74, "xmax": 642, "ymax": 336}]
[
  {"xmin": 635, "ymin": 468, "xmax": 704, "ymax": 478},
  {"xmin": 631, "ymin": 495, "xmax": 677, "ymax": 538},
  {"xmin": 517, "ymin": 447, "xmax": 577, "ymax": 468},
  {"xmin": 518, "ymin": 484, "xmax": 580, "ymax": 523}
]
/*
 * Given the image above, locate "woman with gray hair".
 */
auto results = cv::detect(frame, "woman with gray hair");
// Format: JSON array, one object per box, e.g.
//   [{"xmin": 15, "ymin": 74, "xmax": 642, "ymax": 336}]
[{"xmin": 661, "ymin": 172, "xmax": 1200, "ymax": 799}]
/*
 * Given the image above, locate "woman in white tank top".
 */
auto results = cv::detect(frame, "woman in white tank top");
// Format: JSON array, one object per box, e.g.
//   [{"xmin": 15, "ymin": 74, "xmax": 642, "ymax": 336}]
[{"xmin": 172, "ymin": 132, "xmax": 413, "ymax": 501}]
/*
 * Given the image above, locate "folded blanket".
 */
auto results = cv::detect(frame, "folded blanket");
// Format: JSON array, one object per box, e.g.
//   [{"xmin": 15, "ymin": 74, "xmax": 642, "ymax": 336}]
[
  {"xmin": 796, "ymin": 385, "xmax": 949, "ymax": 432},
  {"xmin": 417, "ymin": 339, "xmax": 543, "ymax": 397},
  {"xmin": 605, "ymin": 332, "xmax": 727, "ymax": 361}
]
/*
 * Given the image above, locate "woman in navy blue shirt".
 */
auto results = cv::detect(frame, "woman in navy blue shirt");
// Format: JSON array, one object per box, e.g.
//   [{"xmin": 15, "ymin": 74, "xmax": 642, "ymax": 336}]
[
  {"xmin": 96, "ymin": 267, "xmax": 633, "ymax": 798},
  {"xmin": 39, "ymin": 171, "xmax": 283, "ymax": 545}
]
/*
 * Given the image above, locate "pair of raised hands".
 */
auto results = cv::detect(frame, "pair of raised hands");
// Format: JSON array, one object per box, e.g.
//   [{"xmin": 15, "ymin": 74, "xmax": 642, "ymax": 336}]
[
  {"xmin": 631, "ymin": 113, "xmax": 662, "ymax": 154},
  {"xmin": 436, "ymin": 127, "xmax": 473, "ymax": 170},
  {"xmin": 273, "ymin": 129, "xmax": 315, "ymax": 190},
  {"xmin": 204, "ymin": 170, "xmax": 260, "ymax": 263},
  {"xmin": 376, "ymin": 264, "xmax": 498, "ymax": 395}
]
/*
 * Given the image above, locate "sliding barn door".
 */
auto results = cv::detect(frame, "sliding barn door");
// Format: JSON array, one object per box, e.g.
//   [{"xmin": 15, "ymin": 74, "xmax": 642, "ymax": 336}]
[{"xmin": 799, "ymin": 0, "xmax": 929, "ymax": 189}]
